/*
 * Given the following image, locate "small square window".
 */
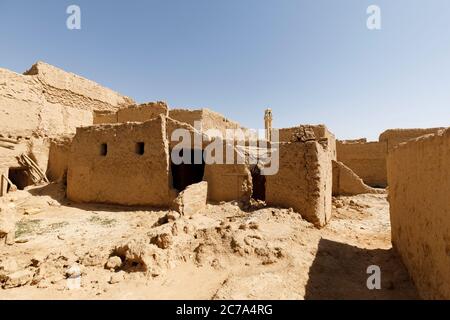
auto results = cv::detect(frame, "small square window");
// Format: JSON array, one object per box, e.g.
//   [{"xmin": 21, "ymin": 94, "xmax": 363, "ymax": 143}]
[
  {"xmin": 135, "ymin": 142, "xmax": 145, "ymax": 155},
  {"xmin": 100, "ymin": 143, "xmax": 107, "ymax": 156}
]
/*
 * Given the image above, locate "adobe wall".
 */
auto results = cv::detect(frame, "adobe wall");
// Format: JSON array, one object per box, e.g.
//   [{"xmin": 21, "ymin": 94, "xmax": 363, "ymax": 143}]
[
  {"xmin": 203, "ymin": 152, "xmax": 252, "ymax": 203},
  {"xmin": 278, "ymin": 124, "xmax": 337, "ymax": 160},
  {"xmin": 0, "ymin": 66, "xmax": 92, "ymax": 138},
  {"xmin": 117, "ymin": 102, "xmax": 168, "ymax": 123},
  {"xmin": 387, "ymin": 129, "xmax": 450, "ymax": 299},
  {"xmin": 168, "ymin": 109, "xmax": 203, "ymax": 127},
  {"xmin": 201, "ymin": 108, "xmax": 242, "ymax": 132},
  {"xmin": 166, "ymin": 117, "xmax": 251, "ymax": 203},
  {"xmin": 1, "ymin": 62, "xmax": 136, "ymax": 196},
  {"xmin": 380, "ymin": 127, "xmax": 444, "ymax": 152},
  {"xmin": 169, "ymin": 108, "xmax": 243, "ymax": 137},
  {"xmin": 332, "ymin": 160, "xmax": 383, "ymax": 196},
  {"xmin": 336, "ymin": 128, "xmax": 445, "ymax": 188},
  {"xmin": 0, "ymin": 62, "xmax": 134, "ymax": 137},
  {"xmin": 93, "ymin": 111, "xmax": 118, "ymax": 124},
  {"xmin": 67, "ymin": 116, "xmax": 172, "ymax": 206},
  {"xmin": 336, "ymin": 140, "xmax": 387, "ymax": 187},
  {"xmin": 266, "ymin": 140, "xmax": 333, "ymax": 228},
  {"xmin": 24, "ymin": 61, "xmax": 134, "ymax": 112},
  {"xmin": 93, "ymin": 102, "xmax": 169, "ymax": 124},
  {"xmin": 46, "ymin": 137, "xmax": 73, "ymax": 182},
  {"xmin": 1, "ymin": 62, "xmax": 134, "ymax": 138}
]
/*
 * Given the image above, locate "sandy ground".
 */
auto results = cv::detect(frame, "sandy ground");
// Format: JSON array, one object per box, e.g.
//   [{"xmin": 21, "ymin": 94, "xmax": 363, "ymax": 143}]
[{"xmin": 0, "ymin": 183, "xmax": 418, "ymax": 299}]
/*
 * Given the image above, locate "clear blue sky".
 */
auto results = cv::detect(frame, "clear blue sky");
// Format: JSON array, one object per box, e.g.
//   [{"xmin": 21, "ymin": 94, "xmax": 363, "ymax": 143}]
[{"xmin": 1, "ymin": 0, "xmax": 449, "ymax": 140}]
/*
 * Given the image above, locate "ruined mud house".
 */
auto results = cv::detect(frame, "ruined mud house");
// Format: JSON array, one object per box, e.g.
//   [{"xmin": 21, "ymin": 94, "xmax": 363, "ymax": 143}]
[
  {"xmin": 1, "ymin": 63, "xmax": 449, "ymax": 299},
  {"xmin": 1, "ymin": 62, "xmax": 341, "ymax": 228}
]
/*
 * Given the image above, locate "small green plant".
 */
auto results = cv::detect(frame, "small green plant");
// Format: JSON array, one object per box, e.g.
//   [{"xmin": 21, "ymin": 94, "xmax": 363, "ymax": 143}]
[
  {"xmin": 48, "ymin": 221, "xmax": 69, "ymax": 231},
  {"xmin": 15, "ymin": 219, "xmax": 42, "ymax": 238},
  {"xmin": 88, "ymin": 215, "xmax": 116, "ymax": 227},
  {"xmin": 15, "ymin": 219, "xmax": 69, "ymax": 238}
]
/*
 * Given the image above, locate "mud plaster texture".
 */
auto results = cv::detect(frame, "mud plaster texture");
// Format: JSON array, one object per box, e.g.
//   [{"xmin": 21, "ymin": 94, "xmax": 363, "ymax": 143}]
[
  {"xmin": 387, "ymin": 129, "xmax": 450, "ymax": 299},
  {"xmin": 266, "ymin": 140, "xmax": 332, "ymax": 228},
  {"xmin": 0, "ymin": 62, "xmax": 135, "ymax": 193},
  {"xmin": 380, "ymin": 128, "xmax": 444, "ymax": 152},
  {"xmin": 337, "ymin": 140, "xmax": 387, "ymax": 188},
  {"xmin": 93, "ymin": 102, "xmax": 169, "ymax": 124},
  {"xmin": 171, "ymin": 181, "xmax": 208, "ymax": 216},
  {"xmin": 67, "ymin": 116, "xmax": 172, "ymax": 206},
  {"xmin": 166, "ymin": 117, "xmax": 252, "ymax": 203},
  {"xmin": 332, "ymin": 160, "xmax": 384, "ymax": 196},
  {"xmin": 337, "ymin": 128, "xmax": 445, "ymax": 188},
  {"xmin": 168, "ymin": 108, "xmax": 256, "ymax": 140},
  {"xmin": 69, "ymin": 113, "xmax": 254, "ymax": 208},
  {"xmin": 278, "ymin": 124, "xmax": 337, "ymax": 161}
]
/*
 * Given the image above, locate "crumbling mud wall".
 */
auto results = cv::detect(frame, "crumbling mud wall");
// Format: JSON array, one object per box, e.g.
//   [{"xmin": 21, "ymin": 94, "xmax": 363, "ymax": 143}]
[
  {"xmin": 93, "ymin": 102, "xmax": 169, "ymax": 124},
  {"xmin": 336, "ymin": 128, "xmax": 446, "ymax": 188},
  {"xmin": 1, "ymin": 62, "xmax": 135, "ymax": 195},
  {"xmin": 67, "ymin": 116, "xmax": 172, "ymax": 206},
  {"xmin": 24, "ymin": 61, "xmax": 134, "ymax": 112},
  {"xmin": 279, "ymin": 124, "xmax": 337, "ymax": 160},
  {"xmin": 266, "ymin": 140, "xmax": 332, "ymax": 228},
  {"xmin": 332, "ymin": 160, "xmax": 383, "ymax": 196},
  {"xmin": 387, "ymin": 129, "xmax": 450, "ymax": 299},
  {"xmin": 336, "ymin": 140, "xmax": 387, "ymax": 187},
  {"xmin": 171, "ymin": 181, "xmax": 208, "ymax": 216},
  {"xmin": 0, "ymin": 136, "xmax": 56, "ymax": 195},
  {"xmin": 169, "ymin": 108, "xmax": 242, "ymax": 136},
  {"xmin": 46, "ymin": 137, "xmax": 73, "ymax": 182},
  {"xmin": 0, "ymin": 141, "xmax": 29, "ymax": 196},
  {"xmin": 1, "ymin": 61, "xmax": 133, "ymax": 137},
  {"xmin": 0, "ymin": 67, "xmax": 93, "ymax": 138},
  {"xmin": 204, "ymin": 162, "xmax": 252, "ymax": 203},
  {"xmin": 380, "ymin": 128, "xmax": 444, "ymax": 152},
  {"xmin": 168, "ymin": 109, "xmax": 203, "ymax": 127},
  {"xmin": 118, "ymin": 102, "xmax": 168, "ymax": 123},
  {"xmin": 93, "ymin": 111, "xmax": 118, "ymax": 124},
  {"xmin": 166, "ymin": 117, "xmax": 251, "ymax": 203}
]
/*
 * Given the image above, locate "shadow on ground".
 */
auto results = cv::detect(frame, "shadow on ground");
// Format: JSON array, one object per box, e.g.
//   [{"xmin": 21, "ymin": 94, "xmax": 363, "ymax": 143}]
[{"xmin": 305, "ymin": 238, "xmax": 418, "ymax": 300}]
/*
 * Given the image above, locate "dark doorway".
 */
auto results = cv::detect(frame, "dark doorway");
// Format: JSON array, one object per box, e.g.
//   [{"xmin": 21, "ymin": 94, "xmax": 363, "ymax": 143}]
[
  {"xmin": 171, "ymin": 149, "xmax": 205, "ymax": 191},
  {"xmin": 251, "ymin": 164, "xmax": 266, "ymax": 201},
  {"xmin": 8, "ymin": 167, "xmax": 33, "ymax": 191}
]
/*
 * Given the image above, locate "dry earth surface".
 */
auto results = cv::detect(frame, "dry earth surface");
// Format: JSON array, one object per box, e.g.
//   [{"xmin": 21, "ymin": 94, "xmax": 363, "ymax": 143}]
[{"xmin": 0, "ymin": 183, "xmax": 418, "ymax": 299}]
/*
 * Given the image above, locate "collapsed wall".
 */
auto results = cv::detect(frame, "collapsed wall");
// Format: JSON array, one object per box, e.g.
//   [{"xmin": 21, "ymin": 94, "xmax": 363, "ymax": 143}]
[
  {"xmin": 332, "ymin": 160, "xmax": 383, "ymax": 196},
  {"xmin": 336, "ymin": 140, "xmax": 387, "ymax": 187},
  {"xmin": 266, "ymin": 126, "xmax": 334, "ymax": 228},
  {"xmin": 387, "ymin": 129, "xmax": 450, "ymax": 299}
]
